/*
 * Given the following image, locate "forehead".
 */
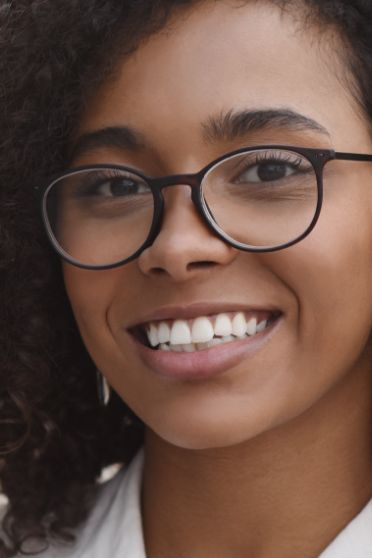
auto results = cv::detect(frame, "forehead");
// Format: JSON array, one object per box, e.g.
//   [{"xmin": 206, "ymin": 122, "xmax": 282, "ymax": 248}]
[{"xmin": 77, "ymin": 1, "xmax": 369, "ymax": 161}]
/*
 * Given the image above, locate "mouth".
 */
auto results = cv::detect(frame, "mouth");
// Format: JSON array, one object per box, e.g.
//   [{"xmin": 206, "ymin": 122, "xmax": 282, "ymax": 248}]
[{"xmin": 130, "ymin": 309, "xmax": 282, "ymax": 353}]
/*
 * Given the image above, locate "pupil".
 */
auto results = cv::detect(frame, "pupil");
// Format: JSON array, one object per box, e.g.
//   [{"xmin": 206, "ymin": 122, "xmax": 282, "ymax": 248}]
[
  {"xmin": 257, "ymin": 163, "xmax": 286, "ymax": 182},
  {"xmin": 111, "ymin": 178, "xmax": 137, "ymax": 196}
]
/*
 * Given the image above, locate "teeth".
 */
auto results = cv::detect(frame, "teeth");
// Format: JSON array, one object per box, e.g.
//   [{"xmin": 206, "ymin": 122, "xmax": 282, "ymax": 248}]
[
  {"xmin": 198, "ymin": 335, "xmax": 234, "ymax": 349},
  {"xmin": 246, "ymin": 317, "xmax": 257, "ymax": 336},
  {"xmin": 182, "ymin": 343, "xmax": 196, "ymax": 352},
  {"xmin": 191, "ymin": 317, "xmax": 214, "ymax": 343},
  {"xmin": 232, "ymin": 312, "xmax": 247, "ymax": 337},
  {"xmin": 158, "ymin": 322, "xmax": 171, "ymax": 344},
  {"xmin": 170, "ymin": 320, "xmax": 192, "ymax": 345},
  {"xmin": 256, "ymin": 320, "xmax": 267, "ymax": 333},
  {"xmin": 145, "ymin": 312, "xmax": 275, "ymax": 350},
  {"xmin": 214, "ymin": 314, "xmax": 233, "ymax": 336},
  {"xmin": 196, "ymin": 341, "xmax": 211, "ymax": 350},
  {"xmin": 148, "ymin": 323, "xmax": 159, "ymax": 347},
  {"xmin": 209, "ymin": 338, "xmax": 224, "ymax": 346},
  {"xmin": 164, "ymin": 334, "xmax": 235, "ymax": 352},
  {"xmin": 220, "ymin": 335, "xmax": 234, "ymax": 344}
]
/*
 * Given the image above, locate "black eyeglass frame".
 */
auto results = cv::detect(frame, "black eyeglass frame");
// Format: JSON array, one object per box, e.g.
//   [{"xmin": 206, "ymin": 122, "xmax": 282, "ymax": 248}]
[{"xmin": 40, "ymin": 145, "xmax": 372, "ymax": 270}]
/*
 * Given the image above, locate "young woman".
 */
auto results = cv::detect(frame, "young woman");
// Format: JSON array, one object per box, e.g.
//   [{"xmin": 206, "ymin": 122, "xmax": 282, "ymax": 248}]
[{"xmin": 1, "ymin": 0, "xmax": 372, "ymax": 556}]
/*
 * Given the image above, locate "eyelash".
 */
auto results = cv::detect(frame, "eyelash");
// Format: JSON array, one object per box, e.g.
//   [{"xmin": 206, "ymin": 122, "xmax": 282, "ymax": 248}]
[
  {"xmin": 75, "ymin": 170, "xmax": 136, "ymax": 196},
  {"xmin": 230, "ymin": 151, "xmax": 305, "ymax": 181},
  {"xmin": 252, "ymin": 151, "xmax": 303, "ymax": 167}
]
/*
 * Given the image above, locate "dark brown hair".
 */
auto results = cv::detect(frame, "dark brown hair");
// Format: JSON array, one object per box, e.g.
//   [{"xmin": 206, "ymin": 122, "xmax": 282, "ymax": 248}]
[{"xmin": 0, "ymin": 1, "xmax": 372, "ymax": 555}]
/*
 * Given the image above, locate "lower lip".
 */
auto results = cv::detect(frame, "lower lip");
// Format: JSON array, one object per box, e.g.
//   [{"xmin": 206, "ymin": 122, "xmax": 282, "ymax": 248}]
[{"xmin": 130, "ymin": 317, "xmax": 283, "ymax": 381}]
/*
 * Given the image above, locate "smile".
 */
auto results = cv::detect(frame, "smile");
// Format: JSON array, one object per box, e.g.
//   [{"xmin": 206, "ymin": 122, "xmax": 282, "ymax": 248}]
[
  {"xmin": 143, "ymin": 311, "xmax": 278, "ymax": 353},
  {"xmin": 129, "ymin": 307, "xmax": 283, "ymax": 381}
]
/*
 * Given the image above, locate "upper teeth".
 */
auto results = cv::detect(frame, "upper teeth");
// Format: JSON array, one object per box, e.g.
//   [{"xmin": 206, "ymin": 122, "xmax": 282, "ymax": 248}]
[{"xmin": 146, "ymin": 312, "xmax": 270, "ymax": 347}]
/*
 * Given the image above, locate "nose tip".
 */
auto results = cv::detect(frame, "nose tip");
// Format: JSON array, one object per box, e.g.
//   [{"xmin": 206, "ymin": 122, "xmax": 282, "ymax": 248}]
[
  {"xmin": 142, "ymin": 245, "xmax": 221, "ymax": 282},
  {"xmin": 137, "ymin": 185, "xmax": 237, "ymax": 282}
]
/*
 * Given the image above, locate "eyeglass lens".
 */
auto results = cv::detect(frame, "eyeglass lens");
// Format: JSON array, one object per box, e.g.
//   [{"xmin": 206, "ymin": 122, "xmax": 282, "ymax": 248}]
[
  {"xmin": 202, "ymin": 149, "xmax": 318, "ymax": 249},
  {"xmin": 44, "ymin": 148, "xmax": 319, "ymax": 267},
  {"xmin": 45, "ymin": 168, "xmax": 155, "ymax": 266}
]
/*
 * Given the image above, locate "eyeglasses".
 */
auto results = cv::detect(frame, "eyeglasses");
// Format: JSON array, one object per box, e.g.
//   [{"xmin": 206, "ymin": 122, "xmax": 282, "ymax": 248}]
[{"xmin": 41, "ymin": 145, "xmax": 372, "ymax": 269}]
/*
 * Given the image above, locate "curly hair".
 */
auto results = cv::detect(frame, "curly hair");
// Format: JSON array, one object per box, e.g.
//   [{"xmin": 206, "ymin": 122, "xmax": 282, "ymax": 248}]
[{"xmin": 0, "ymin": 0, "xmax": 372, "ymax": 555}]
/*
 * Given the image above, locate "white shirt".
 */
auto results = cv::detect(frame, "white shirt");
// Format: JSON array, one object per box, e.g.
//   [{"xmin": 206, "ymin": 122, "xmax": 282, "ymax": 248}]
[{"xmin": 18, "ymin": 449, "xmax": 372, "ymax": 557}]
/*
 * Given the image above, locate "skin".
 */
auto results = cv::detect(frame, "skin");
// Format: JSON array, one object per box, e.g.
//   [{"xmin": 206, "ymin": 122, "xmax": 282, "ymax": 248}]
[{"xmin": 63, "ymin": 2, "xmax": 372, "ymax": 556}]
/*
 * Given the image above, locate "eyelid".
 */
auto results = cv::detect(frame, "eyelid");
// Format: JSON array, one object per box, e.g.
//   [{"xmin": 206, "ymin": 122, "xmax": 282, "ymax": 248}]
[
  {"xmin": 228, "ymin": 150, "xmax": 305, "ymax": 173},
  {"xmin": 70, "ymin": 169, "xmax": 145, "ymax": 197}
]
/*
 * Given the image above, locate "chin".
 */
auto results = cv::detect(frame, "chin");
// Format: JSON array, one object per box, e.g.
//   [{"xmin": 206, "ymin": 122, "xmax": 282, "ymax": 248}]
[{"xmin": 146, "ymin": 409, "xmax": 280, "ymax": 451}]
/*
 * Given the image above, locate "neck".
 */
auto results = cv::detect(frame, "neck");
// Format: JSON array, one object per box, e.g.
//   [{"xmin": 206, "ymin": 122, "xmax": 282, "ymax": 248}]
[{"xmin": 142, "ymin": 362, "xmax": 372, "ymax": 558}]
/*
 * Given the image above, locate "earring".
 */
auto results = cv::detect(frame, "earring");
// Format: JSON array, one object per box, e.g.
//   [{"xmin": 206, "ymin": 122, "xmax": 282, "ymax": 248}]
[{"xmin": 96, "ymin": 370, "xmax": 110, "ymax": 406}]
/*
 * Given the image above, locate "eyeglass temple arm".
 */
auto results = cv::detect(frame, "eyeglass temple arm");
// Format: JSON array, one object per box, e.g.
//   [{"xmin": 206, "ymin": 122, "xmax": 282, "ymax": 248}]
[{"xmin": 334, "ymin": 152, "xmax": 372, "ymax": 162}]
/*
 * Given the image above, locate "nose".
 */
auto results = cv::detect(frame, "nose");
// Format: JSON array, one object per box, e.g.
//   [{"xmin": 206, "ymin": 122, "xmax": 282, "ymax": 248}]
[{"xmin": 138, "ymin": 185, "xmax": 237, "ymax": 282}]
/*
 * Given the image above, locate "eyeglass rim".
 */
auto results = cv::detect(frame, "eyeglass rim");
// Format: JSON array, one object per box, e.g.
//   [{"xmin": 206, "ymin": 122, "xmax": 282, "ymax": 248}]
[{"xmin": 40, "ymin": 144, "xmax": 372, "ymax": 270}]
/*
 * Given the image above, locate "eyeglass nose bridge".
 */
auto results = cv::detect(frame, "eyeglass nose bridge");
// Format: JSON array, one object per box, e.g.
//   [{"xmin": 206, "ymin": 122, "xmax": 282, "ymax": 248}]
[
  {"xmin": 145, "ymin": 169, "xmax": 220, "ymax": 244},
  {"xmin": 149, "ymin": 169, "xmax": 204, "ymax": 191}
]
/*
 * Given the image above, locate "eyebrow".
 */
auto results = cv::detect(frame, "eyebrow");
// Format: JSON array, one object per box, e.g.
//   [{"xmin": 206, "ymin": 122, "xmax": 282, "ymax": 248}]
[
  {"xmin": 70, "ymin": 108, "xmax": 329, "ymax": 160},
  {"xmin": 70, "ymin": 126, "xmax": 146, "ymax": 160},
  {"xmin": 202, "ymin": 108, "xmax": 330, "ymax": 142}
]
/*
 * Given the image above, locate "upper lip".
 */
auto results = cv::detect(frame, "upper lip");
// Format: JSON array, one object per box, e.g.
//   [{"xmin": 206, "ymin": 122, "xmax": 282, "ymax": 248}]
[{"xmin": 127, "ymin": 301, "xmax": 283, "ymax": 329}]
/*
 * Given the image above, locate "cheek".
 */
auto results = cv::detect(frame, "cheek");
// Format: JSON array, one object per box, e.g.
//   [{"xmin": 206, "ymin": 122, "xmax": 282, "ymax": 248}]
[
  {"xmin": 274, "ymin": 185, "xmax": 372, "ymax": 376},
  {"xmin": 62, "ymin": 264, "xmax": 149, "ymax": 409},
  {"xmin": 62, "ymin": 265, "xmax": 123, "ymax": 364}
]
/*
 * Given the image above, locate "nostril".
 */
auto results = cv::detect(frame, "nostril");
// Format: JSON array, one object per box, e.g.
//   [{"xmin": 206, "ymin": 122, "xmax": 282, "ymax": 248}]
[{"xmin": 151, "ymin": 267, "xmax": 167, "ymax": 275}]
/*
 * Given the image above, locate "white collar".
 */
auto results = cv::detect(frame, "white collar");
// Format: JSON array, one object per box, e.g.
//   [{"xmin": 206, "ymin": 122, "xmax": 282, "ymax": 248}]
[
  {"xmin": 319, "ymin": 498, "xmax": 372, "ymax": 557},
  {"xmin": 46, "ymin": 449, "xmax": 146, "ymax": 558},
  {"xmin": 77, "ymin": 449, "xmax": 147, "ymax": 558}
]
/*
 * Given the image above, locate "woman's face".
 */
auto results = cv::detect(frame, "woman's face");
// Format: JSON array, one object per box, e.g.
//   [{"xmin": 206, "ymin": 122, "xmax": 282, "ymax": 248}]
[{"xmin": 64, "ymin": 1, "xmax": 372, "ymax": 449}]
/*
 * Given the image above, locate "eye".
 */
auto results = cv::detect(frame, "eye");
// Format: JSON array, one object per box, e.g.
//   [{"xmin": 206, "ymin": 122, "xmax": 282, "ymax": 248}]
[
  {"xmin": 236, "ymin": 156, "xmax": 304, "ymax": 184},
  {"xmin": 94, "ymin": 175, "xmax": 150, "ymax": 197}
]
